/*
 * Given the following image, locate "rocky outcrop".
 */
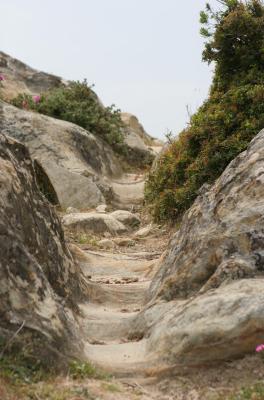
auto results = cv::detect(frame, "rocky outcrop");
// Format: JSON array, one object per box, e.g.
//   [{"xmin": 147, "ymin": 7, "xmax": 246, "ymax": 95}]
[
  {"xmin": 63, "ymin": 209, "xmax": 142, "ymax": 236},
  {"xmin": 0, "ymin": 51, "xmax": 64, "ymax": 100},
  {"xmin": 144, "ymin": 279, "xmax": 264, "ymax": 365},
  {"xmin": 0, "ymin": 133, "xmax": 88, "ymax": 367},
  {"xmin": 0, "ymin": 100, "xmax": 122, "ymax": 209},
  {"xmin": 121, "ymin": 113, "xmax": 157, "ymax": 167},
  {"xmin": 149, "ymin": 130, "xmax": 264, "ymax": 301},
  {"xmin": 121, "ymin": 113, "xmax": 154, "ymax": 146},
  {"xmin": 0, "ymin": 51, "xmax": 103, "ymax": 106},
  {"xmin": 136, "ymin": 129, "xmax": 264, "ymax": 366}
]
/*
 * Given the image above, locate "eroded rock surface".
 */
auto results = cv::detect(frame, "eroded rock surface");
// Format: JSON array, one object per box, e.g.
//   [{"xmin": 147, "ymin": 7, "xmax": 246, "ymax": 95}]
[
  {"xmin": 0, "ymin": 51, "xmax": 103, "ymax": 107},
  {"xmin": 121, "ymin": 112, "xmax": 157, "ymax": 167},
  {"xmin": 110, "ymin": 210, "xmax": 140, "ymax": 228},
  {"xmin": 0, "ymin": 51, "xmax": 63, "ymax": 100},
  {"xmin": 149, "ymin": 130, "xmax": 264, "ymax": 301},
  {"xmin": 0, "ymin": 100, "xmax": 122, "ymax": 209},
  {"xmin": 63, "ymin": 212, "xmax": 128, "ymax": 236},
  {"xmin": 135, "ymin": 129, "xmax": 264, "ymax": 366},
  {"xmin": 144, "ymin": 279, "xmax": 264, "ymax": 366},
  {"xmin": 0, "ymin": 133, "xmax": 87, "ymax": 366}
]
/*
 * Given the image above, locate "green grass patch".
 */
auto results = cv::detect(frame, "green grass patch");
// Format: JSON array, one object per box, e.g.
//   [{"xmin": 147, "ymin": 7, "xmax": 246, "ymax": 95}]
[
  {"xmin": 76, "ymin": 233, "xmax": 99, "ymax": 246},
  {"xmin": 229, "ymin": 383, "xmax": 264, "ymax": 399},
  {"xmin": 101, "ymin": 382, "xmax": 121, "ymax": 393},
  {"xmin": 68, "ymin": 360, "xmax": 111, "ymax": 381}
]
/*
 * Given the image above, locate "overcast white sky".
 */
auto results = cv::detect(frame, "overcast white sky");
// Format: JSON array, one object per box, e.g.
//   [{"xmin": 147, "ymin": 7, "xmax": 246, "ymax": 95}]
[{"xmin": 0, "ymin": 0, "xmax": 220, "ymax": 139}]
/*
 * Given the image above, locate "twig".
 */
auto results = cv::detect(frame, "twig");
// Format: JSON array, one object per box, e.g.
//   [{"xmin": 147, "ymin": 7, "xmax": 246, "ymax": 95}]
[{"xmin": 0, "ymin": 320, "xmax": 26, "ymax": 358}]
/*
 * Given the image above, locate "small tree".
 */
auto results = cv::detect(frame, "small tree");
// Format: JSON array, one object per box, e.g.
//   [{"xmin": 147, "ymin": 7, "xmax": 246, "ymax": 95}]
[{"xmin": 201, "ymin": 0, "xmax": 264, "ymax": 90}]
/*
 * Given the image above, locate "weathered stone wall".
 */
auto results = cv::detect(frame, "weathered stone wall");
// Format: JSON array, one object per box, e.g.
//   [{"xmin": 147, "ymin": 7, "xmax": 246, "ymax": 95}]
[
  {"xmin": 134, "ymin": 129, "xmax": 264, "ymax": 366},
  {"xmin": 0, "ymin": 133, "xmax": 87, "ymax": 366}
]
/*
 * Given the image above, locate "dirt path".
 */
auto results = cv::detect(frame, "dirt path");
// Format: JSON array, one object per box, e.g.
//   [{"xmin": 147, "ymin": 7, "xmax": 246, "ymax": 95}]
[
  {"xmin": 111, "ymin": 173, "xmax": 145, "ymax": 210},
  {"xmin": 78, "ymin": 249, "xmax": 155, "ymax": 376},
  {"xmin": 65, "ymin": 173, "xmax": 167, "ymax": 398},
  {"xmin": 67, "ymin": 175, "xmax": 264, "ymax": 400}
]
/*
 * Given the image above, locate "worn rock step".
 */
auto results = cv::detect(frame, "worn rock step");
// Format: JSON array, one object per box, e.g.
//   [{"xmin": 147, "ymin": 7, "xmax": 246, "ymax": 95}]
[
  {"xmin": 86, "ymin": 280, "xmax": 150, "ymax": 308},
  {"xmin": 111, "ymin": 178, "xmax": 145, "ymax": 209},
  {"xmin": 79, "ymin": 303, "xmax": 138, "ymax": 342},
  {"xmin": 79, "ymin": 249, "xmax": 156, "ymax": 278},
  {"xmin": 84, "ymin": 340, "xmax": 150, "ymax": 377}
]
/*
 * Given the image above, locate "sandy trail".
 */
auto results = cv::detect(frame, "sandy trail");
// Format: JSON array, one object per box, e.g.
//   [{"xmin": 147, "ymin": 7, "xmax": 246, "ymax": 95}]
[
  {"xmin": 69, "ymin": 174, "xmax": 263, "ymax": 400},
  {"xmin": 71, "ymin": 171, "xmax": 163, "ymax": 379},
  {"xmin": 77, "ymin": 245, "xmax": 159, "ymax": 377},
  {"xmin": 110, "ymin": 173, "xmax": 145, "ymax": 209}
]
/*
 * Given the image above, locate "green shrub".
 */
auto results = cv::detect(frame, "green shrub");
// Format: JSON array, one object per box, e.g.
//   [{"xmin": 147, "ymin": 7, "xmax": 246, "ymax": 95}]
[
  {"xmin": 68, "ymin": 360, "xmax": 110, "ymax": 380},
  {"xmin": 12, "ymin": 80, "xmax": 126, "ymax": 152},
  {"xmin": 145, "ymin": 0, "xmax": 264, "ymax": 222}
]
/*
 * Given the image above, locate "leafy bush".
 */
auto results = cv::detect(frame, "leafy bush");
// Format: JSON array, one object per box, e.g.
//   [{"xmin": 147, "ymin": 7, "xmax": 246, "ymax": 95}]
[
  {"xmin": 12, "ymin": 80, "xmax": 126, "ymax": 152},
  {"xmin": 145, "ymin": 0, "xmax": 264, "ymax": 222}
]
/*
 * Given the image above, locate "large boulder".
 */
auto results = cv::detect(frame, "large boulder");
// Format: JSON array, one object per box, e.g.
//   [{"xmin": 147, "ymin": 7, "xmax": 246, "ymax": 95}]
[
  {"xmin": 149, "ymin": 130, "xmax": 264, "ymax": 301},
  {"xmin": 144, "ymin": 279, "xmax": 264, "ymax": 365},
  {"xmin": 0, "ymin": 100, "xmax": 122, "ymax": 209},
  {"xmin": 63, "ymin": 212, "xmax": 127, "ymax": 236},
  {"xmin": 136, "ymin": 129, "xmax": 264, "ymax": 366},
  {"xmin": 110, "ymin": 210, "xmax": 141, "ymax": 228},
  {"xmin": 0, "ymin": 133, "xmax": 87, "ymax": 367}
]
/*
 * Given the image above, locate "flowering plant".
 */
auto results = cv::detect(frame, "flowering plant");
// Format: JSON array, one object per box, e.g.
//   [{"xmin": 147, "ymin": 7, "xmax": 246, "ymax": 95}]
[
  {"xmin": 32, "ymin": 95, "xmax": 41, "ymax": 104},
  {"xmin": 256, "ymin": 344, "xmax": 264, "ymax": 353}
]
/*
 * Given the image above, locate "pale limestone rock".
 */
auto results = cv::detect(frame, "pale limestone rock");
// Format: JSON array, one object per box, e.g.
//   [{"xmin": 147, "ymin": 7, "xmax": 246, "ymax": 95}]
[
  {"xmin": 96, "ymin": 204, "xmax": 108, "ymax": 213},
  {"xmin": 145, "ymin": 280, "xmax": 264, "ymax": 365},
  {"xmin": 0, "ymin": 51, "xmax": 63, "ymax": 101},
  {"xmin": 121, "ymin": 112, "xmax": 155, "ymax": 167},
  {"xmin": 98, "ymin": 239, "xmax": 115, "ymax": 249},
  {"xmin": 0, "ymin": 101, "xmax": 121, "ymax": 209},
  {"xmin": 63, "ymin": 212, "xmax": 127, "ymax": 236},
  {"xmin": 110, "ymin": 210, "xmax": 140, "ymax": 229},
  {"xmin": 121, "ymin": 112, "xmax": 154, "ymax": 145},
  {"xmin": 134, "ymin": 224, "xmax": 153, "ymax": 238},
  {"xmin": 0, "ymin": 51, "xmax": 102, "ymax": 107}
]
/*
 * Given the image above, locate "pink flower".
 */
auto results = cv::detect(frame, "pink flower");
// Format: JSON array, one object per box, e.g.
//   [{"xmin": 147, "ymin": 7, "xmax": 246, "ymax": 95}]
[
  {"xmin": 256, "ymin": 344, "xmax": 264, "ymax": 352},
  {"xmin": 32, "ymin": 95, "xmax": 41, "ymax": 103},
  {"xmin": 0, "ymin": 74, "xmax": 5, "ymax": 81}
]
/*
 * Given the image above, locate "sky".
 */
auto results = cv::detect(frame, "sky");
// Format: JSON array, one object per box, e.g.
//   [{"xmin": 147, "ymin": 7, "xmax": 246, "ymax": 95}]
[{"xmin": 0, "ymin": 0, "xmax": 220, "ymax": 139}]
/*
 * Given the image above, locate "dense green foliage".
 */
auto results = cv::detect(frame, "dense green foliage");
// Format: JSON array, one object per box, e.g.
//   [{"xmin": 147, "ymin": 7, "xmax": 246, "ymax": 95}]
[
  {"xmin": 145, "ymin": 0, "xmax": 264, "ymax": 222},
  {"xmin": 12, "ymin": 80, "xmax": 125, "ymax": 151}
]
